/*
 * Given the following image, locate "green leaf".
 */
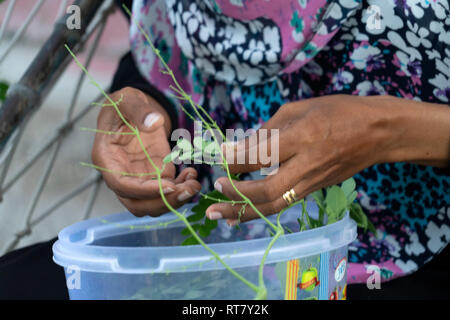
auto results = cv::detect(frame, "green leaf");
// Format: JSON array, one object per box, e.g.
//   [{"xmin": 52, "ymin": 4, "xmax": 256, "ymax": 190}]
[
  {"xmin": 347, "ymin": 190, "xmax": 358, "ymax": 204},
  {"xmin": 181, "ymin": 190, "xmax": 230, "ymax": 245},
  {"xmin": 163, "ymin": 149, "xmax": 180, "ymax": 164},
  {"xmin": 311, "ymin": 189, "xmax": 324, "ymax": 206},
  {"xmin": 180, "ymin": 224, "xmax": 201, "ymax": 236},
  {"xmin": 181, "ymin": 224, "xmax": 201, "ymax": 236},
  {"xmin": 199, "ymin": 225, "xmax": 211, "ymax": 237},
  {"xmin": 229, "ymin": 174, "xmax": 241, "ymax": 181},
  {"xmin": 182, "ymin": 236, "xmax": 199, "ymax": 246},
  {"xmin": 180, "ymin": 228, "xmax": 191, "ymax": 236},
  {"xmin": 341, "ymin": 178, "xmax": 356, "ymax": 198},
  {"xmin": 0, "ymin": 81, "xmax": 9, "ymax": 103},
  {"xmin": 349, "ymin": 203, "xmax": 376, "ymax": 234},
  {"xmin": 178, "ymin": 150, "xmax": 193, "ymax": 161},
  {"xmin": 325, "ymin": 186, "xmax": 347, "ymax": 219},
  {"xmin": 187, "ymin": 211, "xmax": 204, "ymax": 222},
  {"xmin": 204, "ymin": 217, "xmax": 218, "ymax": 229}
]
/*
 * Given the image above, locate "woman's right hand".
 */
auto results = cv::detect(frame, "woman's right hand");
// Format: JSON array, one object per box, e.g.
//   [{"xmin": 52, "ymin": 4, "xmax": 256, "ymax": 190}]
[{"xmin": 92, "ymin": 87, "xmax": 201, "ymax": 217}]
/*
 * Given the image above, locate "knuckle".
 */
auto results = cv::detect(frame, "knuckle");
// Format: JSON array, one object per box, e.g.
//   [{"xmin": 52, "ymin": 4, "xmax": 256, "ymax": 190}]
[
  {"xmin": 265, "ymin": 201, "xmax": 279, "ymax": 215},
  {"xmin": 264, "ymin": 201, "xmax": 275, "ymax": 213},
  {"xmin": 261, "ymin": 185, "xmax": 274, "ymax": 201}
]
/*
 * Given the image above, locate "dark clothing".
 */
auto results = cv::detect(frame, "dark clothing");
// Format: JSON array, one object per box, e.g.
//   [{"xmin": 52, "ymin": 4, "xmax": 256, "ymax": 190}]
[{"xmin": 0, "ymin": 238, "xmax": 449, "ymax": 300}]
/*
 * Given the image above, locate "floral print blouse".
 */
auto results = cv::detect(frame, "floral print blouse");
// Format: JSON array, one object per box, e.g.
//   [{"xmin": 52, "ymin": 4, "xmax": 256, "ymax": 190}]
[{"xmin": 129, "ymin": 0, "xmax": 450, "ymax": 285}]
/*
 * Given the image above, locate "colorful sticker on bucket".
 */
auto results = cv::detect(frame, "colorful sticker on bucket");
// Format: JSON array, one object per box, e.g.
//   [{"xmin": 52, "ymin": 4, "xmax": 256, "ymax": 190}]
[
  {"xmin": 334, "ymin": 257, "xmax": 347, "ymax": 282},
  {"xmin": 299, "ymin": 267, "xmax": 320, "ymax": 291},
  {"xmin": 284, "ymin": 259, "xmax": 321, "ymax": 300},
  {"xmin": 285, "ymin": 259, "xmax": 300, "ymax": 300}
]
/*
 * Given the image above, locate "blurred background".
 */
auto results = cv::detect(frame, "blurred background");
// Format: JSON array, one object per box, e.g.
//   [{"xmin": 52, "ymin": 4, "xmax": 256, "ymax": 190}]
[{"xmin": 0, "ymin": 0, "xmax": 130, "ymax": 252}]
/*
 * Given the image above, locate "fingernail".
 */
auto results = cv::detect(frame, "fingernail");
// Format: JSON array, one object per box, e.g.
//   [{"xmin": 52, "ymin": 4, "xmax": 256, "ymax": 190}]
[
  {"xmin": 214, "ymin": 180, "xmax": 222, "ymax": 193},
  {"xmin": 208, "ymin": 211, "xmax": 223, "ymax": 220},
  {"xmin": 186, "ymin": 173, "xmax": 196, "ymax": 180},
  {"xmin": 163, "ymin": 187, "xmax": 175, "ymax": 195},
  {"xmin": 227, "ymin": 219, "xmax": 239, "ymax": 227},
  {"xmin": 177, "ymin": 190, "xmax": 192, "ymax": 202},
  {"xmin": 144, "ymin": 113, "xmax": 161, "ymax": 128}
]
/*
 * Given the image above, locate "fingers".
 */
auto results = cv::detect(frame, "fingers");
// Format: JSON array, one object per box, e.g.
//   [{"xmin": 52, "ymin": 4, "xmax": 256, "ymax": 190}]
[
  {"xmin": 205, "ymin": 199, "xmax": 287, "ymax": 225},
  {"xmin": 206, "ymin": 178, "xmax": 320, "ymax": 225},
  {"xmin": 103, "ymin": 173, "xmax": 177, "ymax": 200},
  {"xmin": 118, "ymin": 178, "xmax": 202, "ymax": 217},
  {"xmin": 221, "ymin": 100, "xmax": 315, "ymax": 175},
  {"xmin": 222, "ymin": 125, "xmax": 296, "ymax": 175},
  {"xmin": 175, "ymin": 167, "xmax": 198, "ymax": 184},
  {"xmin": 213, "ymin": 157, "xmax": 303, "ymax": 205},
  {"xmin": 258, "ymin": 101, "xmax": 311, "ymax": 131}
]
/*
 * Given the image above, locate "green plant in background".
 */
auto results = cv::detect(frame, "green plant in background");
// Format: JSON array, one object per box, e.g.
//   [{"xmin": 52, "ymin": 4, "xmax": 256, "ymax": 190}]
[
  {"xmin": 310, "ymin": 178, "xmax": 376, "ymax": 233},
  {"xmin": 0, "ymin": 81, "xmax": 9, "ymax": 103},
  {"xmin": 67, "ymin": 3, "xmax": 374, "ymax": 300}
]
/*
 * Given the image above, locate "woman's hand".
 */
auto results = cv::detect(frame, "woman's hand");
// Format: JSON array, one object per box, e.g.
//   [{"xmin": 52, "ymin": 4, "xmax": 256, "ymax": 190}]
[
  {"xmin": 92, "ymin": 87, "xmax": 201, "ymax": 217},
  {"xmin": 205, "ymin": 94, "xmax": 450, "ymax": 225}
]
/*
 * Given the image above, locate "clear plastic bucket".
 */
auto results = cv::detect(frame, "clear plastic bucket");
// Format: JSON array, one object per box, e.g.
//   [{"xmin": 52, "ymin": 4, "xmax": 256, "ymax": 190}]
[{"xmin": 53, "ymin": 202, "xmax": 356, "ymax": 300}]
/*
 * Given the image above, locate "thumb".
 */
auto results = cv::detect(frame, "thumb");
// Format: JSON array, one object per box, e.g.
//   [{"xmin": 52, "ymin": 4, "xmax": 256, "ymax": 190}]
[
  {"xmin": 112, "ymin": 87, "xmax": 166, "ymax": 133},
  {"xmin": 141, "ymin": 112, "xmax": 165, "ymax": 133}
]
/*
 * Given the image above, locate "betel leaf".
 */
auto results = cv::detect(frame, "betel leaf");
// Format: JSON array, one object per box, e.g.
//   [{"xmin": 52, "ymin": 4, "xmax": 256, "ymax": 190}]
[
  {"xmin": 341, "ymin": 178, "xmax": 356, "ymax": 198},
  {"xmin": 311, "ymin": 189, "xmax": 324, "ymax": 208},
  {"xmin": 347, "ymin": 190, "xmax": 358, "ymax": 204},
  {"xmin": 182, "ymin": 236, "xmax": 199, "ymax": 246},
  {"xmin": 349, "ymin": 202, "xmax": 376, "ymax": 234},
  {"xmin": 0, "ymin": 81, "xmax": 9, "ymax": 103},
  {"xmin": 180, "ymin": 223, "xmax": 201, "ymax": 236},
  {"xmin": 204, "ymin": 216, "xmax": 218, "ymax": 229},
  {"xmin": 199, "ymin": 225, "xmax": 211, "ymax": 237},
  {"xmin": 181, "ymin": 189, "xmax": 231, "ymax": 245},
  {"xmin": 325, "ymin": 185, "xmax": 347, "ymax": 219}
]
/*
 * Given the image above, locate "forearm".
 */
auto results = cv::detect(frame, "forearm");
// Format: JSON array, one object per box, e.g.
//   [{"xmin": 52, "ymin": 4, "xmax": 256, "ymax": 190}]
[{"xmin": 370, "ymin": 96, "xmax": 450, "ymax": 168}]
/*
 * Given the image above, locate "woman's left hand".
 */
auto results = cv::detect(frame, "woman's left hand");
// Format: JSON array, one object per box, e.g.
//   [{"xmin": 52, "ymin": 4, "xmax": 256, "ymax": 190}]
[{"xmin": 204, "ymin": 94, "xmax": 408, "ymax": 225}]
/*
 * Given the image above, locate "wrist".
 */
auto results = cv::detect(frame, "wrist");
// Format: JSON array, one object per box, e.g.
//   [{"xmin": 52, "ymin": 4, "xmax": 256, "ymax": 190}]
[{"xmin": 365, "ymin": 96, "xmax": 450, "ymax": 167}]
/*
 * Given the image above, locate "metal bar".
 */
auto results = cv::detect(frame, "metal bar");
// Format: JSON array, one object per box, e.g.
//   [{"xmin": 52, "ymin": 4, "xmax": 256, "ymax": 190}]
[
  {"xmin": 0, "ymin": 93, "xmax": 103, "ymax": 194},
  {"xmin": 0, "ymin": 120, "xmax": 26, "ymax": 201},
  {"xmin": 0, "ymin": 0, "xmax": 17, "ymax": 45},
  {"xmin": 82, "ymin": 173, "xmax": 102, "ymax": 220},
  {"xmin": 2, "ymin": 172, "xmax": 101, "ymax": 253},
  {"xmin": 0, "ymin": 0, "xmax": 46, "ymax": 64},
  {"xmin": 31, "ymin": 173, "xmax": 102, "ymax": 226},
  {"xmin": 0, "ymin": 0, "xmax": 106, "ymax": 151},
  {"xmin": 56, "ymin": 0, "xmax": 69, "ymax": 21},
  {"xmin": 24, "ymin": 140, "xmax": 63, "ymax": 226}
]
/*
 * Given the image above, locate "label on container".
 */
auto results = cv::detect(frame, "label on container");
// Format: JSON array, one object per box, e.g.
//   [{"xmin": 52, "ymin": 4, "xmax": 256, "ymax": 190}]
[{"xmin": 334, "ymin": 257, "xmax": 347, "ymax": 282}]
